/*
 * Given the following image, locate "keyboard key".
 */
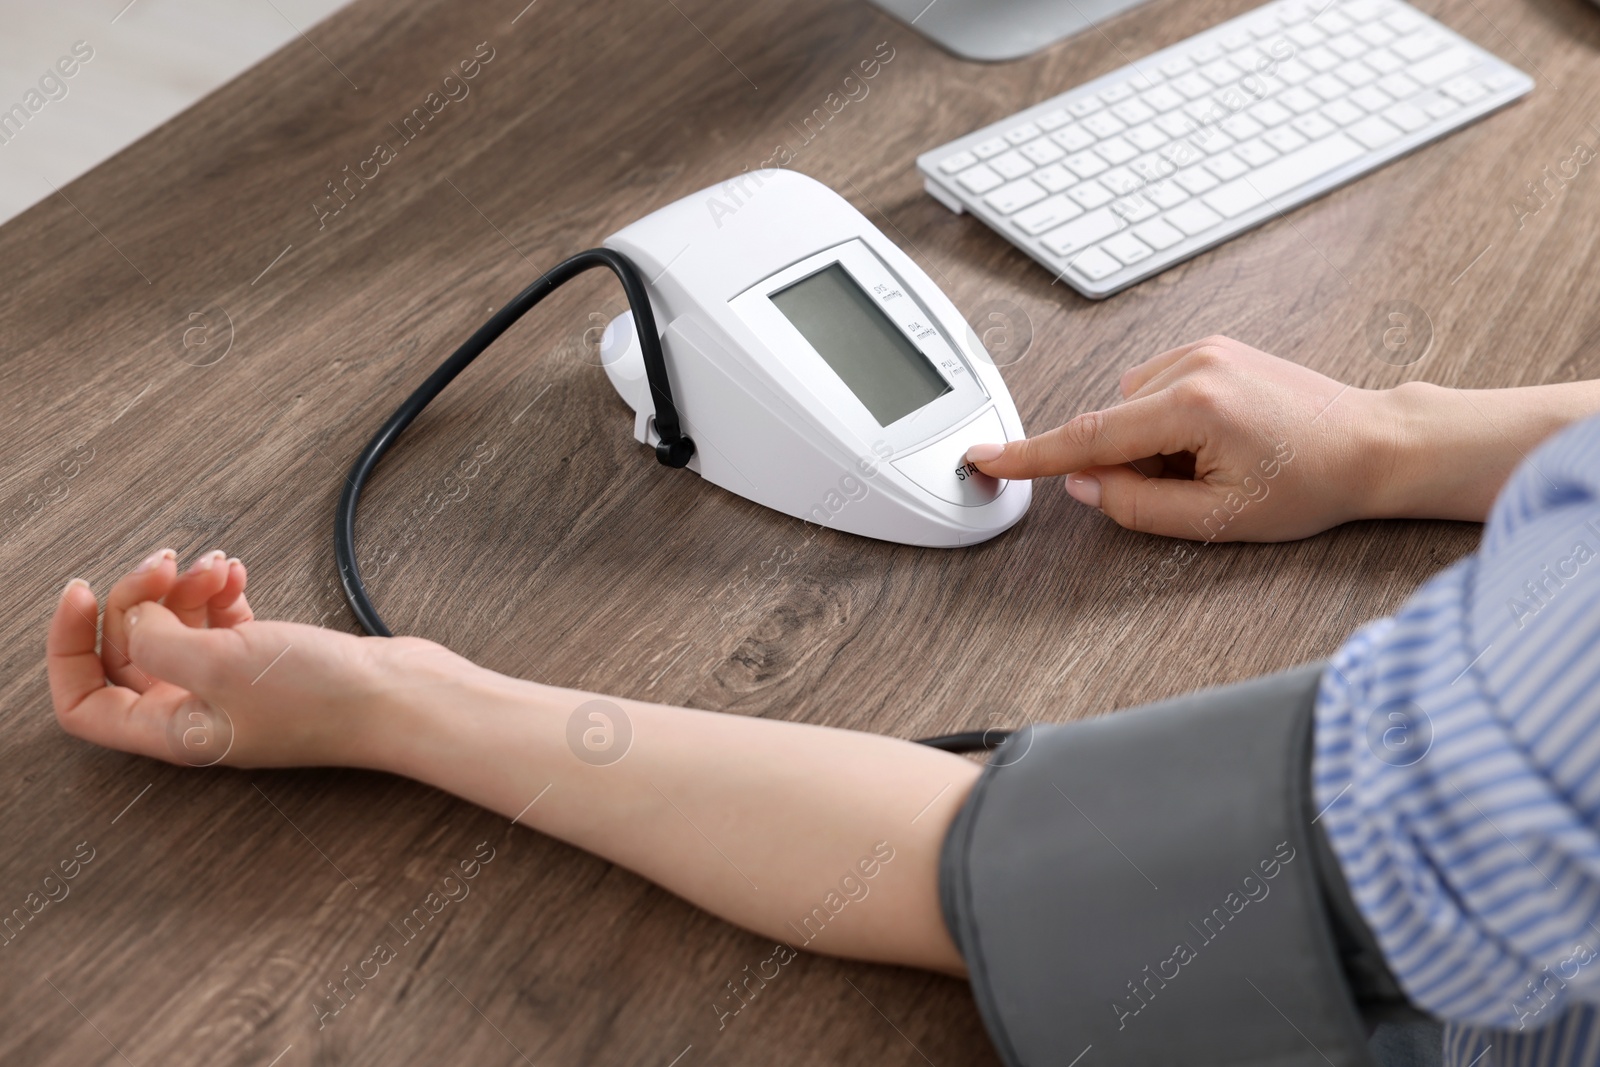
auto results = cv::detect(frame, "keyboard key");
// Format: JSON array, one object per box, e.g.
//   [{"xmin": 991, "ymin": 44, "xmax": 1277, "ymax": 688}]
[
  {"xmin": 1128, "ymin": 72, "xmax": 1157, "ymax": 91},
  {"xmin": 1286, "ymin": 23, "xmax": 1325, "ymax": 47},
  {"xmin": 991, "ymin": 151, "xmax": 1035, "ymax": 178},
  {"xmin": 1051, "ymin": 124, "xmax": 1097, "ymax": 152},
  {"xmin": 1350, "ymin": 85, "xmax": 1392, "ymax": 112},
  {"xmin": 1263, "ymin": 126, "xmax": 1309, "ymax": 152},
  {"xmin": 1006, "ymin": 122, "xmax": 1043, "ymax": 144},
  {"xmin": 1167, "ymin": 200, "xmax": 1225, "ymax": 235},
  {"xmin": 1099, "ymin": 81, "xmax": 1135, "ymax": 103},
  {"xmin": 1327, "ymin": 33, "xmax": 1368, "ymax": 59},
  {"xmin": 1308, "ymin": 74, "xmax": 1348, "ymax": 100},
  {"xmin": 1377, "ymin": 72, "xmax": 1422, "ymax": 98},
  {"xmin": 1064, "ymin": 151, "xmax": 1110, "ymax": 178},
  {"xmin": 1365, "ymin": 48, "xmax": 1404, "ymax": 74},
  {"xmin": 1189, "ymin": 41, "xmax": 1223, "ymax": 64},
  {"xmin": 1356, "ymin": 23, "xmax": 1395, "ymax": 46},
  {"xmin": 1234, "ymin": 138, "xmax": 1280, "ymax": 166},
  {"xmin": 1391, "ymin": 31, "xmax": 1443, "ymax": 61},
  {"xmin": 1220, "ymin": 30, "xmax": 1252, "ymax": 50},
  {"xmin": 1021, "ymin": 138, "xmax": 1066, "ymax": 165},
  {"xmin": 1033, "ymin": 163, "xmax": 1076, "ymax": 192},
  {"xmin": 1221, "ymin": 114, "xmax": 1266, "ymax": 139},
  {"xmin": 1068, "ymin": 96, "xmax": 1104, "ymax": 117},
  {"xmin": 1068, "ymin": 180, "xmax": 1115, "ymax": 208},
  {"xmin": 1483, "ymin": 69, "xmax": 1523, "ymax": 91},
  {"xmin": 939, "ymin": 150, "xmax": 978, "ymax": 173},
  {"xmin": 1336, "ymin": 60, "xmax": 1378, "ymax": 87},
  {"xmin": 1100, "ymin": 166, "xmax": 1142, "ymax": 195},
  {"xmin": 1126, "ymin": 122, "xmax": 1170, "ymax": 150},
  {"xmin": 1084, "ymin": 112, "xmax": 1128, "ymax": 138},
  {"xmin": 1302, "ymin": 46, "xmax": 1340, "ymax": 72},
  {"xmin": 1130, "ymin": 152, "xmax": 1175, "ymax": 181},
  {"xmin": 1291, "ymin": 112, "xmax": 1337, "ymax": 138},
  {"xmin": 1250, "ymin": 100, "xmax": 1294, "ymax": 127},
  {"xmin": 1421, "ymin": 92, "xmax": 1460, "ymax": 118},
  {"xmin": 1013, "ymin": 193, "xmax": 1083, "ymax": 234},
  {"xmin": 973, "ymin": 137, "xmax": 1009, "ymax": 158},
  {"xmin": 1273, "ymin": 58, "xmax": 1315, "ymax": 85},
  {"xmin": 1159, "ymin": 56, "xmax": 1194, "ymax": 78},
  {"xmin": 1382, "ymin": 101, "xmax": 1430, "ymax": 131},
  {"xmin": 1312, "ymin": 9, "xmax": 1354, "ymax": 34},
  {"xmin": 1145, "ymin": 180, "xmax": 1190, "ymax": 208},
  {"xmin": 1204, "ymin": 151, "xmax": 1250, "ymax": 180},
  {"xmin": 1037, "ymin": 108, "xmax": 1073, "ymax": 131},
  {"xmin": 1102, "ymin": 231, "xmax": 1155, "ymax": 264},
  {"xmin": 1113, "ymin": 99, "xmax": 1158, "ymax": 124},
  {"xmin": 1280, "ymin": 86, "xmax": 1322, "ymax": 113},
  {"xmin": 1441, "ymin": 75, "xmax": 1487, "ymax": 103},
  {"xmin": 1174, "ymin": 165, "xmax": 1220, "ymax": 193},
  {"xmin": 1134, "ymin": 217, "xmax": 1186, "ymax": 249},
  {"xmin": 1160, "ymin": 140, "xmax": 1205, "ymax": 168},
  {"xmin": 1200, "ymin": 58, "xmax": 1243, "ymax": 85},
  {"xmin": 1172, "ymin": 73, "xmax": 1215, "ymax": 99},
  {"xmin": 1347, "ymin": 114, "xmax": 1402, "ymax": 148},
  {"xmin": 1143, "ymin": 84, "xmax": 1187, "ymax": 112},
  {"xmin": 1323, "ymin": 99, "xmax": 1365, "ymax": 125},
  {"xmin": 1384, "ymin": 9, "xmax": 1423, "ymax": 33},
  {"xmin": 1112, "ymin": 194, "xmax": 1160, "ymax": 223},
  {"xmin": 1345, "ymin": 0, "xmax": 1392, "ymax": 19},
  {"xmin": 1069, "ymin": 247, "xmax": 1122, "ymax": 281},
  {"xmin": 1156, "ymin": 112, "xmax": 1197, "ymax": 138},
  {"xmin": 985, "ymin": 178, "xmax": 1048, "ymax": 214},
  {"xmin": 1095, "ymin": 136, "xmax": 1140, "ymax": 164},
  {"xmin": 1248, "ymin": 16, "xmax": 1280, "ymax": 37},
  {"xmin": 1202, "ymin": 132, "xmax": 1364, "ymax": 216},
  {"xmin": 956, "ymin": 164, "xmax": 1004, "ymax": 194},
  {"xmin": 1041, "ymin": 207, "xmax": 1126, "ymax": 255}
]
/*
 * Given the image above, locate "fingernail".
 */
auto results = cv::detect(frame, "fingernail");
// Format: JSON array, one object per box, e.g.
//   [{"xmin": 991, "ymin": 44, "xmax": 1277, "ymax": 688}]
[
  {"xmin": 966, "ymin": 442, "xmax": 1005, "ymax": 463},
  {"xmin": 187, "ymin": 550, "xmax": 223, "ymax": 575},
  {"xmin": 137, "ymin": 548, "xmax": 175, "ymax": 573},
  {"xmin": 127, "ymin": 606, "xmax": 141, "ymax": 628},
  {"xmin": 225, "ymin": 556, "xmax": 242, "ymax": 568},
  {"xmin": 61, "ymin": 577, "xmax": 89, "ymax": 598},
  {"xmin": 1065, "ymin": 473, "xmax": 1102, "ymax": 509}
]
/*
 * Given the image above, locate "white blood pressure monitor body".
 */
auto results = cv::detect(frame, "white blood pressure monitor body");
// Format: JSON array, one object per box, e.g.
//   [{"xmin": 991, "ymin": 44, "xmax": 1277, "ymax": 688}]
[{"xmin": 599, "ymin": 169, "xmax": 1030, "ymax": 547}]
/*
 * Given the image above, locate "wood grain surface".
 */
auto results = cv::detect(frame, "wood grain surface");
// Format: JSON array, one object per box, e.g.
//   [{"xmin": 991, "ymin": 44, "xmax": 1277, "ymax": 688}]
[{"xmin": 2, "ymin": 0, "xmax": 1598, "ymax": 1063}]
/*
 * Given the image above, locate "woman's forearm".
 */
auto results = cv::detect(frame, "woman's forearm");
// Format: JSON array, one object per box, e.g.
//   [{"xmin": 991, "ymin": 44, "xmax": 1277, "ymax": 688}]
[
  {"xmin": 372, "ymin": 659, "xmax": 979, "ymax": 976},
  {"xmin": 1375, "ymin": 379, "xmax": 1600, "ymax": 523}
]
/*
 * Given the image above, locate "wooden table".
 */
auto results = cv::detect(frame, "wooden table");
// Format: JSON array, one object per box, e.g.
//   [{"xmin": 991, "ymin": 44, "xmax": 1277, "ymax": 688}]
[{"xmin": 3, "ymin": 0, "xmax": 1597, "ymax": 1062}]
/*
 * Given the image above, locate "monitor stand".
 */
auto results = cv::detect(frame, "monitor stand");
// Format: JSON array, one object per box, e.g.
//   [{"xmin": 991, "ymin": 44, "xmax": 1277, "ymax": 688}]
[{"xmin": 866, "ymin": 0, "xmax": 1153, "ymax": 61}]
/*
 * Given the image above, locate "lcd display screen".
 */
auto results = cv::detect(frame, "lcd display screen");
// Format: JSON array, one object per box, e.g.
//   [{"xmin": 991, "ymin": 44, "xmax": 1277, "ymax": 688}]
[{"xmin": 770, "ymin": 264, "xmax": 952, "ymax": 426}]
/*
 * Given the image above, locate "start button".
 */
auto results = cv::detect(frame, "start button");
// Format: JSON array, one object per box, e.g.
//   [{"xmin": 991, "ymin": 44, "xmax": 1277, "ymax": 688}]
[{"xmin": 891, "ymin": 407, "xmax": 1010, "ymax": 507}]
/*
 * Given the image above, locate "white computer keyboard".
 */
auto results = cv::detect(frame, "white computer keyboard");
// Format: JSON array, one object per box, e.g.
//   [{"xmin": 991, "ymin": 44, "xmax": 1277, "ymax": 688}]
[{"xmin": 917, "ymin": 0, "xmax": 1532, "ymax": 299}]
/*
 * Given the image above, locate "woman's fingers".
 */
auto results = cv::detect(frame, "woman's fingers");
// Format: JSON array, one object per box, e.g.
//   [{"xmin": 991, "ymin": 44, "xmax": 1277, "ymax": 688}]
[
  {"xmin": 125, "ymin": 600, "xmax": 248, "ymax": 696},
  {"xmin": 103, "ymin": 548, "xmax": 177, "ymax": 691},
  {"xmin": 966, "ymin": 393, "xmax": 1196, "ymax": 480},
  {"xmin": 48, "ymin": 580, "xmax": 108, "ymax": 718},
  {"xmin": 207, "ymin": 558, "xmax": 254, "ymax": 628},
  {"xmin": 166, "ymin": 550, "xmax": 230, "ymax": 626},
  {"xmin": 1118, "ymin": 339, "xmax": 1210, "ymax": 398},
  {"xmin": 1075, "ymin": 465, "xmax": 1227, "ymax": 539}
]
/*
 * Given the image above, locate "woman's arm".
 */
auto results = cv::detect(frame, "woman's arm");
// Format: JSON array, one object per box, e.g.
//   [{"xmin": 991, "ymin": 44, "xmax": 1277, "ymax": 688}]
[
  {"xmin": 46, "ymin": 551, "xmax": 977, "ymax": 976},
  {"xmin": 965, "ymin": 335, "xmax": 1600, "ymax": 541}
]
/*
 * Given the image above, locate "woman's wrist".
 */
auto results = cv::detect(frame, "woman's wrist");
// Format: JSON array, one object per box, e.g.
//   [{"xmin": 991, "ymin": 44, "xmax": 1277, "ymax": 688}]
[{"xmin": 351, "ymin": 639, "xmax": 520, "ymax": 777}]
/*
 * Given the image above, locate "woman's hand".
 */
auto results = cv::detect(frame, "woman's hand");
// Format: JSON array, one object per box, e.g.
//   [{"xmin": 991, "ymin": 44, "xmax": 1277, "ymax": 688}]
[
  {"xmin": 46, "ymin": 549, "xmax": 469, "ymax": 769},
  {"xmin": 965, "ymin": 336, "xmax": 1401, "ymax": 542}
]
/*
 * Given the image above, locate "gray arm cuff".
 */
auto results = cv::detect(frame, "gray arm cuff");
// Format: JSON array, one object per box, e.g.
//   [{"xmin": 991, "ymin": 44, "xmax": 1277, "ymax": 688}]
[{"xmin": 939, "ymin": 663, "xmax": 1382, "ymax": 1067}]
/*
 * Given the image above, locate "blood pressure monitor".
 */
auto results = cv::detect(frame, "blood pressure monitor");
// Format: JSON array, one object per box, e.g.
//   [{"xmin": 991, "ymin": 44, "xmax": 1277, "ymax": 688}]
[
  {"xmin": 337, "ymin": 169, "xmax": 1034, "ymax": 652},
  {"xmin": 597, "ymin": 169, "xmax": 1030, "ymax": 547}
]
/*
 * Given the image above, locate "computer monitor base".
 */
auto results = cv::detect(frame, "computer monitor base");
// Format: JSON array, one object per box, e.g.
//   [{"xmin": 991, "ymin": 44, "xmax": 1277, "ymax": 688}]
[{"xmin": 867, "ymin": 0, "xmax": 1152, "ymax": 61}]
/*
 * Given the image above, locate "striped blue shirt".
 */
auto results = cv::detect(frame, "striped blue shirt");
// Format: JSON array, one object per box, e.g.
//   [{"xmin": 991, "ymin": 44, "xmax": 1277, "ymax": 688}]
[{"xmin": 1314, "ymin": 413, "xmax": 1600, "ymax": 1066}]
